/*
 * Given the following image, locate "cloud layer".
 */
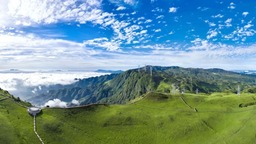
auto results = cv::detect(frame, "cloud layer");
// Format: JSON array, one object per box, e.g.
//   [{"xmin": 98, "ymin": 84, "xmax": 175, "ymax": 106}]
[{"xmin": 0, "ymin": 71, "xmax": 106, "ymax": 99}]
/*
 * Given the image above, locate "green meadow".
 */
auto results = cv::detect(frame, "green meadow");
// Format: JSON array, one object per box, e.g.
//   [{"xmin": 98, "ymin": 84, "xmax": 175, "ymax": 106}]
[{"xmin": 1, "ymin": 89, "xmax": 256, "ymax": 144}]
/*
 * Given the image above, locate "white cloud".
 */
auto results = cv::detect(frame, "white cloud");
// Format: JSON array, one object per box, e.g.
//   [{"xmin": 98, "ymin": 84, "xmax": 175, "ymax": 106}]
[
  {"xmin": 225, "ymin": 18, "xmax": 232, "ymax": 23},
  {"xmin": 169, "ymin": 31, "xmax": 174, "ymax": 35},
  {"xmin": 0, "ymin": 0, "xmax": 108, "ymax": 27},
  {"xmin": 0, "ymin": 32, "xmax": 111, "ymax": 71},
  {"xmin": 190, "ymin": 38, "xmax": 213, "ymax": 50},
  {"xmin": 156, "ymin": 15, "xmax": 164, "ymax": 19},
  {"xmin": 145, "ymin": 19, "xmax": 152, "ymax": 23},
  {"xmin": 207, "ymin": 30, "xmax": 218, "ymax": 39},
  {"xmin": 140, "ymin": 30, "xmax": 147, "ymax": 34},
  {"xmin": 209, "ymin": 22, "xmax": 216, "ymax": 27},
  {"xmin": 0, "ymin": 0, "xmax": 152, "ymax": 54},
  {"xmin": 223, "ymin": 20, "xmax": 256, "ymax": 41},
  {"xmin": 197, "ymin": 7, "xmax": 209, "ymax": 11},
  {"xmin": 205, "ymin": 20, "xmax": 216, "ymax": 27},
  {"xmin": 138, "ymin": 17, "xmax": 145, "ymax": 20},
  {"xmin": 129, "ymin": 43, "xmax": 256, "ymax": 70},
  {"xmin": 121, "ymin": 24, "xmax": 143, "ymax": 44},
  {"xmin": 169, "ymin": 7, "xmax": 177, "ymax": 13},
  {"xmin": 134, "ymin": 44, "xmax": 173, "ymax": 50},
  {"xmin": 4, "ymin": 40, "xmax": 250, "ymax": 72},
  {"xmin": 0, "ymin": 0, "xmax": 148, "ymax": 52},
  {"xmin": 71, "ymin": 99, "xmax": 80, "ymax": 105},
  {"xmin": 242, "ymin": 12, "xmax": 249, "ymax": 17},
  {"xmin": 116, "ymin": 6, "xmax": 126, "ymax": 11},
  {"xmin": 1, "ymin": 0, "xmax": 139, "ymax": 51},
  {"xmin": 212, "ymin": 14, "xmax": 224, "ymax": 18},
  {"xmin": 131, "ymin": 11, "xmax": 136, "ymax": 15},
  {"xmin": 124, "ymin": 0, "xmax": 137, "ymax": 5},
  {"xmin": 225, "ymin": 18, "xmax": 232, "ymax": 27},
  {"xmin": 152, "ymin": 7, "xmax": 163, "ymax": 13},
  {"xmin": 228, "ymin": 2, "xmax": 235, "ymax": 9},
  {"xmin": 155, "ymin": 29, "xmax": 161, "ymax": 32},
  {"xmin": 83, "ymin": 37, "xmax": 120, "ymax": 51},
  {"xmin": 0, "ymin": 33, "xmax": 99, "ymax": 61},
  {"xmin": 44, "ymin": 99, "xmax": 67, "ymax": 108},
  {"xmin": 244, "ymin": 23, "xmax": 253, "ymax": 29},
  {"xmin": 0, "ymin": 71, "xmax": 103, "ymax": 89}
]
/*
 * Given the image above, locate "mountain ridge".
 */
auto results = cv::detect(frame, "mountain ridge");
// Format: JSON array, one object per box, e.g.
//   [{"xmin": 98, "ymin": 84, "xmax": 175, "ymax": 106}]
[{"xmin": 28, "ymin": 66, "xmax": 256, "ymax": 106}]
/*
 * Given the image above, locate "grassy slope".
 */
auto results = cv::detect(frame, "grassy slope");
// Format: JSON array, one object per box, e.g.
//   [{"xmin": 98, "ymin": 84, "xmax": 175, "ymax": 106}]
[
  {"xmin": 2, "ymin": 89, "xmax": 256, "ymax": 144},
  {"xmin": 0, "ymin": 90, "xmax": 39, "ymax": 144},
  {"xmin": 37, "ymin": 92, "xmax": 256, "ymax": 144}
]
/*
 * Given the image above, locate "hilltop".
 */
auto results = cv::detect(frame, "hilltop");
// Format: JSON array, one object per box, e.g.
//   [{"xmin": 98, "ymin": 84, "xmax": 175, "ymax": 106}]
[{"xmin": 28, "ymin": 66, "xmax": 256, "ymax": 106}]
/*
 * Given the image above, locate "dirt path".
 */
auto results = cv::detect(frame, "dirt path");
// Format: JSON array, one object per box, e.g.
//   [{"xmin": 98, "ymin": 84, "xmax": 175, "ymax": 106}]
[{"xmin": 33, "ymin": 116, "xmax": 44, "ymax": 144}]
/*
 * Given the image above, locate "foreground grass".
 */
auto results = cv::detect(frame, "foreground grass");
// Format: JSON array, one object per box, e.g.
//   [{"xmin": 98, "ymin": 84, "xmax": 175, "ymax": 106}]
[
  {"xmin": 37, "ymin": 92, "xmax": 256, "ymax": 144},
  {"xmin": 1, "ymin": 90, "xmax": 256, "ymax": 144},
  {"xmin": 0, "ymin": 90, "xmax": 39, "ymax": 144}
]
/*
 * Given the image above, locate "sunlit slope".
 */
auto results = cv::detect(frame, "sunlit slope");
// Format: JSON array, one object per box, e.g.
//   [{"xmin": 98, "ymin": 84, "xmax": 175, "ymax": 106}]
[
  {"xmin": 36, "ymin": 92, "xmax": 256, "ymax": 144},
  {"xmin": 1, "ymin": 88, "xmax": 256, "ymax": 144},
  {"xmin": 0, "ymin": 90, "xmax": 39, "ymax": 144}
]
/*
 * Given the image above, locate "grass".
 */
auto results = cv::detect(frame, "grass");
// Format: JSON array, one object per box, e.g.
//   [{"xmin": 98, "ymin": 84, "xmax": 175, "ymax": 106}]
[
  {"xmin": 0, "ymin": 90, "xmax": 40, "ymax": 144},
  {"xmin": 1, "ymin": 90, "xmax": 256, "ymax": 143}
]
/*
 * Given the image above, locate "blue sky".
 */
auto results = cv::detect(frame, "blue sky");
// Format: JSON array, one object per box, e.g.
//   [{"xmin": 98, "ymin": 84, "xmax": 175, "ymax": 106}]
[{"xmin": 0, "ymin": 0, "xmax": 256, "ymax": 71}]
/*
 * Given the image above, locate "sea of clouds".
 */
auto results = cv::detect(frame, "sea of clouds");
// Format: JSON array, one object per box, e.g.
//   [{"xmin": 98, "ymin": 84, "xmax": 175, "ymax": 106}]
[{"xmin": 0, "ymin": 71, "xmax": 107, "ymax": 107}]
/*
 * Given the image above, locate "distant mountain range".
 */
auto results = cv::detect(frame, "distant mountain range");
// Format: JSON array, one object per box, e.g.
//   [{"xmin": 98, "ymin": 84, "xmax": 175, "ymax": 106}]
[
  {"xmin": 28, "ymin": 66, "xmax": 256, "ymax": 106},
  {"xmin": 95, "ymin": 69, "xmax": 123, "ymax": 74},
  {"xmin": 233, "ymin": 70, "xmax": 256, "ymax": 75}
]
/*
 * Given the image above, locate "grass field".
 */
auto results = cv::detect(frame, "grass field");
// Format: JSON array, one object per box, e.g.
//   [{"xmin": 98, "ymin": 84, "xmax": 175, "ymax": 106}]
[
  {"xmin": 1, "ymin": 90, "xmax": 256, "ymax": 144},
  {"xmin": 0, "ymin": 90, "xmax": 39, "ymax": 144}
]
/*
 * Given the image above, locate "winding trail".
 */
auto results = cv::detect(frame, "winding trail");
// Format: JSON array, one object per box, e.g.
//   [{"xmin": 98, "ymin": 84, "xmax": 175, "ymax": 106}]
[{"xmin": 33, "ymin": 116, "xmax": 44, "ymax": 144}]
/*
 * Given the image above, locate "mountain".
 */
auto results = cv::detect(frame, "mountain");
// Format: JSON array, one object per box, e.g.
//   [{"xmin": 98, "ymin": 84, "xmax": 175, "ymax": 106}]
[
  {"xmin": 95, "ymin": 69, "xmax": 123, "ymax": 74},
  {"xmin": 234, "ymin": 70, "xmax": 256, "ymax": 75},
  {"xmin": 2, "ymin": 87, "xmax": 256, "ymax": 143},
  {"xmin": 28, "ymin": 66, "xmax": 256, "ymax": 106}
]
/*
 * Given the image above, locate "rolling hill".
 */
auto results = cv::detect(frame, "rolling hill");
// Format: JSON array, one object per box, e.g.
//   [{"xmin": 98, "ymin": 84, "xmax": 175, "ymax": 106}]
[
  {"xmin": 2, "ymin": 88, "xmax": 256, "ymax": 143},
  {"xmin": 28, "ymin": 66, "xmax": 256, "ymax": 106}
]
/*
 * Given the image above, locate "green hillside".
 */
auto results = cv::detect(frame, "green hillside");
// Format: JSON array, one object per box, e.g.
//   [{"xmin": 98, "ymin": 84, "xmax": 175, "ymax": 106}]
[
  {"xmin": 29, "ymin": 66, "xmax": 256, "ymax": 106},
  {"xmin": 2, "ymin": 87, "xmax": 256, "ymax": 144},
  {"xmin": 0, "ymin": 89, "xmax": 37, "ymax": 143}
]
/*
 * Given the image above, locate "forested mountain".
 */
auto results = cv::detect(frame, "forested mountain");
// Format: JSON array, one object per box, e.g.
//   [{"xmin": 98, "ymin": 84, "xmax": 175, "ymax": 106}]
[{"xmin": 28, "ymin": 66, "xmax": 256, "ymax": 105}]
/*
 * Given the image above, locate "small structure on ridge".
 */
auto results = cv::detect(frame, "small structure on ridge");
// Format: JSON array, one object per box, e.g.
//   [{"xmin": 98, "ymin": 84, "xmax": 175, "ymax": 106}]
[{"xmin": 27, "ymin": 107, "xmax": 42, "ymax": 116}]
